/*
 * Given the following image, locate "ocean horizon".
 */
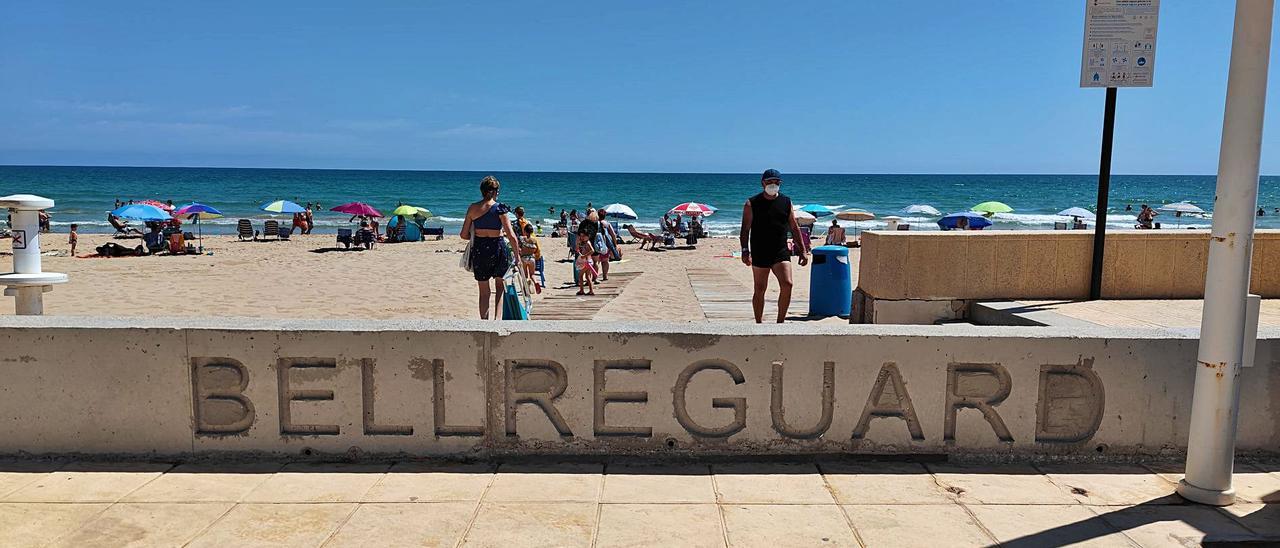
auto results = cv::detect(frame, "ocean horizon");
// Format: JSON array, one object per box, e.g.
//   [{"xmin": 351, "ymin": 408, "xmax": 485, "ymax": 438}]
[{"xmin": 6, "ymin": 164, "xmax": 1280, "ymax": 235}]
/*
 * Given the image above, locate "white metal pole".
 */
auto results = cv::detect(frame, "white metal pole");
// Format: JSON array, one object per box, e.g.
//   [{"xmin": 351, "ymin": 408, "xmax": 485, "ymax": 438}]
[{"xmin": 1179, "ymin": 0, "xmax": 1274, "ymax": 507}]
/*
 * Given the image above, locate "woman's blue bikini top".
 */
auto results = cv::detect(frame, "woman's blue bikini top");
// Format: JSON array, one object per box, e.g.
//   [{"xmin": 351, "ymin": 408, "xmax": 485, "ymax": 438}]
[{"xmin": 474, "ymin": 202, "xmax": 509, "ymax": 230}]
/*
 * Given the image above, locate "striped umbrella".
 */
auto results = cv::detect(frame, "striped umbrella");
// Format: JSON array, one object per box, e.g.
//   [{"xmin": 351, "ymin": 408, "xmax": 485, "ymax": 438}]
[
  {"xmin": 669, "ymin": 202, "xmax": 716, "ymax": 216},
  {"xmin": 174, "ymin": 203, "xmax": 222, "ymax": 252},
  {"xmin": 260, "ymin": 200, "xmax": 306, "ymax": 214}
]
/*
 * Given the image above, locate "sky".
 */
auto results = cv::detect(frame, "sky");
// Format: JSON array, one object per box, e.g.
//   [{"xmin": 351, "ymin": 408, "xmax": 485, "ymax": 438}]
[{"xmin": 0, "ymin": 1, "xmax": 1275, "ymax": 174}]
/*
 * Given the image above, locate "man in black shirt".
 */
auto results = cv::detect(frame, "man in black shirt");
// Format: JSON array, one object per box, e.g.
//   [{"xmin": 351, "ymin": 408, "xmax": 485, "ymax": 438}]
[{"xmin": 739, "ymin": 168, "xmax": 809, "ymax": 323}]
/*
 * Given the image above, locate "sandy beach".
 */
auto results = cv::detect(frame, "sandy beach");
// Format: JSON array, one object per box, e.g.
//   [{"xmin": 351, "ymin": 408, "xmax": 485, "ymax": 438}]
[{"xmin": 25, "ymin": 233, "xmax": 856, "ymax": 323}]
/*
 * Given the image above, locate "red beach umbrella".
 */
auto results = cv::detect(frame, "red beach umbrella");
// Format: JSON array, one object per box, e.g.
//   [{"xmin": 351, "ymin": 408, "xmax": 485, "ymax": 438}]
[
  {"xmin": 669, "ymin": 202, "xmax": 717, "ymax": 217},
  {"xmin": 330, "ymin": 202, "xmax": 383, "ymax": 218}
]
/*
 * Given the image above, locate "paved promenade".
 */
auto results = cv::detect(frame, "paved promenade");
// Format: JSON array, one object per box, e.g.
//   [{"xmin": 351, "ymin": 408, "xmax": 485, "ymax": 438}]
[{"xmin": 0, "ymin": 459, "xmax": 1276, "ymax": 547}]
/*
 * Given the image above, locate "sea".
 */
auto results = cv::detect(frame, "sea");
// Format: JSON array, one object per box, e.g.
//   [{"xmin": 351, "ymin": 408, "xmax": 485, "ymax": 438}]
[{"xmin": 5, "ymin": 165, "xmax": 1280, "ymax": 235}]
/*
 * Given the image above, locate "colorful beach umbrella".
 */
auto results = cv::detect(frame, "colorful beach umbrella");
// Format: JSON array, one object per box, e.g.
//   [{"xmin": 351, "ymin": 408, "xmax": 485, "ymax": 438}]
[
  {"xmin": 938, "ymin": 212, "xmax": 993, "ymax": 230},
  {"xmin": 900, "ymin": 204, "xmax": 941, "ymax": 216},
  {"xmin": 1057, "ymin": 207, "xmax": 1096, "ymax": 220},
  {"xmin": 173, "ymin": 203, "xmax": 222, "ymax": 253},
  {"xmin": 110, "ymin": 204, "xmax": 172, "ymax": 222},
  {"xmin": 174, "ymin": 202, "xmax": 223, "ymax": 219},
  {"xmin": 971, "ymin": 201, "xmax": 1014, "ymax": 215},
  {"xmin": 137, "ymin": 199, "xmax": 174, "ymax": 212},
  {"xmin": 331, "ymin": 202, "xmax": 383, "ymax": 218},
  {"xmin": 260, "ymin": 200, "xmax": 306, "ymax": 214},
  {"xmin": 601, "ymin": 203, "xmax": 639, "ymax": 220},
  {"xmin": 669, "ymin": 202, "xmax": 716, "ymax": 216}
]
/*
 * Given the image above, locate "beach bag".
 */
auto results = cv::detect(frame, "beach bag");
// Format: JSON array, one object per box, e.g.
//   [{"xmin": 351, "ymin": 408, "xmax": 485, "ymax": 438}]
[
  {"xmin": 459, "ymin": 225, "xmax": 474, "ymax": 272},
  {"xmin": 501, "ymin": 283, "xmax": 527, "ymax": 320}
]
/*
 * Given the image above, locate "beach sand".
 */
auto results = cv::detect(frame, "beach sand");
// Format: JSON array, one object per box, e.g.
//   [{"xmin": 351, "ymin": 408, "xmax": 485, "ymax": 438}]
[{"xmin": 22, "ymin": 233, "xmax": 856, "ymax": 323}]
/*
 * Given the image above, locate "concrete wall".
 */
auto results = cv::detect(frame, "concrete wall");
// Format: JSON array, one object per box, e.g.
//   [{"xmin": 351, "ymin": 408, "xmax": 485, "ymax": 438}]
[
  {"xmin": 1, "ymin": 317, "xmax": 1276, "ymax": 459},
  {"xmin": 857, "ymin": 230, "xmax": 1280, "ymax": 302}
]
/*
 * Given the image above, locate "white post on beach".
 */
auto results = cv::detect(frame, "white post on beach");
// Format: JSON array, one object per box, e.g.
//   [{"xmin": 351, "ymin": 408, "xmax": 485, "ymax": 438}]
[
  {"xmin": 1179, "ymin": 0, "xmax": 1274, "ymax": 507},
  {"xmin": 0, "ymin": 194, "xmax": 68, "ymax": 315}
]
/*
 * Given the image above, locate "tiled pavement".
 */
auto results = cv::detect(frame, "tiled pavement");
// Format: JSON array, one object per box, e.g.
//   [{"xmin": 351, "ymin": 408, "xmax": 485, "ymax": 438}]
[{"xmin": 0, "ymin": 459, "xmax": 1275, "ymax": 547}]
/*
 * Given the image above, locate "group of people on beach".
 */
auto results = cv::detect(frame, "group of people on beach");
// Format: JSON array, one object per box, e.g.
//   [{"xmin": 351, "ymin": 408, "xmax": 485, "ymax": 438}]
[{"xmin": 455, "ymin": 168, "xmax": 813, "ymax": 324}]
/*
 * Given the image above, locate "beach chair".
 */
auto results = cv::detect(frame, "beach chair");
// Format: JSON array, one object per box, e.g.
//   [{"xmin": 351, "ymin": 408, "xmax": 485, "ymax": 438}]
[
  {"xmin": 422, "ymin": 227, "xmax": 445, "ymax": 240},
  {"xmin": 236, "ymin": 219, "xmax": 254, "ymax": 241},
  {"xmin": 390, "ymin": 223, "xmax": 406, "ymax": 243},
  {"xmin": 143, "ymin": 232, "xmax": 166, "ymax": 254},
  {"xmin": 1054, "ymin": 222, "xmax": 1068, "ymax": 230},
  {"xmin": 896, "ymin": 223, "xmax": 911, "ymax": 231},
  {"xmin": 167, "ymin": 233, "xmax": 184, "ymax": 254},
  {"xmin": 262, "ymin": 220, "xmax": 280, "ymax": 241},
  {"xmin": 337, "ymin": 228, "xmax": 353, "ymax": 248}
]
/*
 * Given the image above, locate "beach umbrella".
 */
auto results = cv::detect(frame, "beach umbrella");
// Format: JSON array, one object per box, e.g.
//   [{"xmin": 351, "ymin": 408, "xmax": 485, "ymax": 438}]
[
  {"xmin": 900, "ymin": 204, "xmax": 942, "ymax": 216},
  {"xmin": 110, "ymin": 203, "xmax": 172, "ymax": 222},
  {"xmin": 796, "ymin": 204, "xmax": 835, "ymax": 217},
  {"xmin": 260, "ymin": 200, "xmax": 306, "ymax": 214},
  {"xmin": 1158, "ymin": 202, "xmax": 1205, "ymax": 214},
  {"xmin": 669, "ymin": 202, "xmax": 716, "ymax": 216},
  {"xmin": 331, "ymin": 202, "xmax": 383, "ymax": 218},
  {"xmin": 137, "ymin": 199, "xmax": 175, "ymax": 212},
  {"xmin": 938, "ymin": 212, "xmax": 993, "ymax": 230},
  {"xmin": 174, "ymin": 203, "xmax": 222, "ymax": 253},
  {"xmin": 972, "ymin": 201, "xmax": 1014, "ymax": 215},
  {"xmin": 1158, "ymin": 202, "xmax": 1205, "ymax": 227},
  {"xmin": 835, "ymin": 209, "xmax": 875, "ymax": 234},
  {"xmin": 836, "ymin": 210, "xmax": 875, "ymax": 221},
  {"xmin": 601, "ymin": 203, "xmax": 639, "ymax": 220},
  {"xmin": 389, "ymin": 204, "xmax": 432, "ymax": 218},
  {"xmin": 1057, "ymin": 207, "xmax": 1096, "ymax": 220},
  {"xmin": 793, "ymin": 209, "xmax": 817, "ymax": 225}
]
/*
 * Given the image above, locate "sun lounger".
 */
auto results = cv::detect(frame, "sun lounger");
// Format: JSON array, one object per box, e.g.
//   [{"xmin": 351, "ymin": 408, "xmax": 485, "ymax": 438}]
[
  {"xmin": 337, "ymin": 228, "xmax": 353, "ymax": 248},
  {"xmin": 237, "ymin": 219, "xmax": 254, "ymax": 241},
  {"xmin": 263, "ymin": 220, "xmax": 280, "ymax": 241},
  {"xmin": 422, "ymin": 227, "xmax": 445, "ymax": 240},
  {"xmin": 108, "ymin": 214, "xmax": 142, "ymax": 238}
]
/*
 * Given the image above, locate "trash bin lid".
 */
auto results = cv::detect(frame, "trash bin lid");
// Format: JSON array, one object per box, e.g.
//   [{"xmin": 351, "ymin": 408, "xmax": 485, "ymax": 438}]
[{"xmin": 812, "ymin": 245, "xmax": 849, "ymax": 256}]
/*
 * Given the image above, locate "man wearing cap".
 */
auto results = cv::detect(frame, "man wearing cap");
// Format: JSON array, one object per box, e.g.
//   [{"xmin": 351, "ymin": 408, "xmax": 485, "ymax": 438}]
[{"xmin": 739, "ymin": 168, "xmax": 808, "ymax": 323}]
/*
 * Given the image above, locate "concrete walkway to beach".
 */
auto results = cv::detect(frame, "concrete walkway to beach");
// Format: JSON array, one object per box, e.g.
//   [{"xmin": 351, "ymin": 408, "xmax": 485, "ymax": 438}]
[{"xmin": 0, "ymin": 458, "xmax": 1277, "ymax": 547}]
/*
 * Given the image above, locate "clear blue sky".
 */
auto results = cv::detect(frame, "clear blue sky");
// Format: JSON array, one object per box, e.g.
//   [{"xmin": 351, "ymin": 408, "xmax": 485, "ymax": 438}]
[{"xmin": 0, "ymin": 1, "xmax": 1275, "ymax": 174}]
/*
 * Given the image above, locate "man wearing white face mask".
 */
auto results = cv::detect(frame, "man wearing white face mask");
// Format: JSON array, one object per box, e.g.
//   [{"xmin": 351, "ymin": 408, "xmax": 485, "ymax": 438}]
[{"xmin": 739, "ymin": 168, "xmax": 809, "ymax": 323}]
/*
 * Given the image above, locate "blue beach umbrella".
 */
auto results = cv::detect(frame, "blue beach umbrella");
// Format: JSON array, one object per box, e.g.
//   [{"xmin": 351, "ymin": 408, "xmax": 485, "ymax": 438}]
[
  {"xmin": 260, "ymin": 200, "xmax": 306, "ymax": 214},
  {"xmin": 110, "ymin": 203, "xmax": 173, "ymax": 222},
  {"xmin": 937, "ymin": 212, "xmax": 993, "ymax": 230},
  {"xmin": 796, "ymin": 204, "xmax": 835, "ymax": 217}
]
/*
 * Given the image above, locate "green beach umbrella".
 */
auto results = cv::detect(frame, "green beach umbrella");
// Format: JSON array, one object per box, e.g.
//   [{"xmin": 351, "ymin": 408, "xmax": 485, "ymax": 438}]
[
  {"xmin": 390, "ymin": 205, "xmax": 433, "ymax": 218},
  {"xmin": 971, "ymin": 201, "xmax": 1013, "ymax": 215}
]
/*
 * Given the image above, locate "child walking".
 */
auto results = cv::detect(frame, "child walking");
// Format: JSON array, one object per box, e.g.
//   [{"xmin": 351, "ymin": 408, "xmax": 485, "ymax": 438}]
[
  {"xmin": 575, "ymin": 232, "xmax": 596, "ymax": 296},
  {"xmin": 68, "ymin": 224, "xmax": 78, "ymax": 257}
]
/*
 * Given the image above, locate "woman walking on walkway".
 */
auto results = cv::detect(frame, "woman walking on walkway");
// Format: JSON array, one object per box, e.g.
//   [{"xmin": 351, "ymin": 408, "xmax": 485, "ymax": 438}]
[{"xmin": 461, "ymin": 176, "xmax": 521, "ymax": 319}]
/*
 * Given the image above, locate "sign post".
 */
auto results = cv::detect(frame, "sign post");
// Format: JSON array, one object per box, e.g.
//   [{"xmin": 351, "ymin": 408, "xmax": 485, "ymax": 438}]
[{"xmin": 1081, "ymin": 0, "xmax": 1160, "ymax": 299}]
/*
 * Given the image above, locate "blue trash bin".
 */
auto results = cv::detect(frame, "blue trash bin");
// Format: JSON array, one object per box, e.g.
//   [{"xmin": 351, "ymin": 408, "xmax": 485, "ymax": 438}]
[{"xmin": 809, "ymin": 245, "xmax": 852, "ymax": 317}]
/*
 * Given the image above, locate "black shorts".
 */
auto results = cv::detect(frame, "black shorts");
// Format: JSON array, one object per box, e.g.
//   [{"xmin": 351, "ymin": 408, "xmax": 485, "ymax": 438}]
[
  {"xmin": 471, "ymin": 237, "xmax": 511, "ymax": 281},
  {"xmin": 750, "ymin": 248, "xmax": 791, "ymax": 268}
]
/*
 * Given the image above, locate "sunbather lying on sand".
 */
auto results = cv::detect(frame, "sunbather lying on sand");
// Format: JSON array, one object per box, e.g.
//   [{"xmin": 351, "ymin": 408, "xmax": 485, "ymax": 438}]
[{"xmin": 624, "ymin": 224, "xmax": 663, "ymax": 250}]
